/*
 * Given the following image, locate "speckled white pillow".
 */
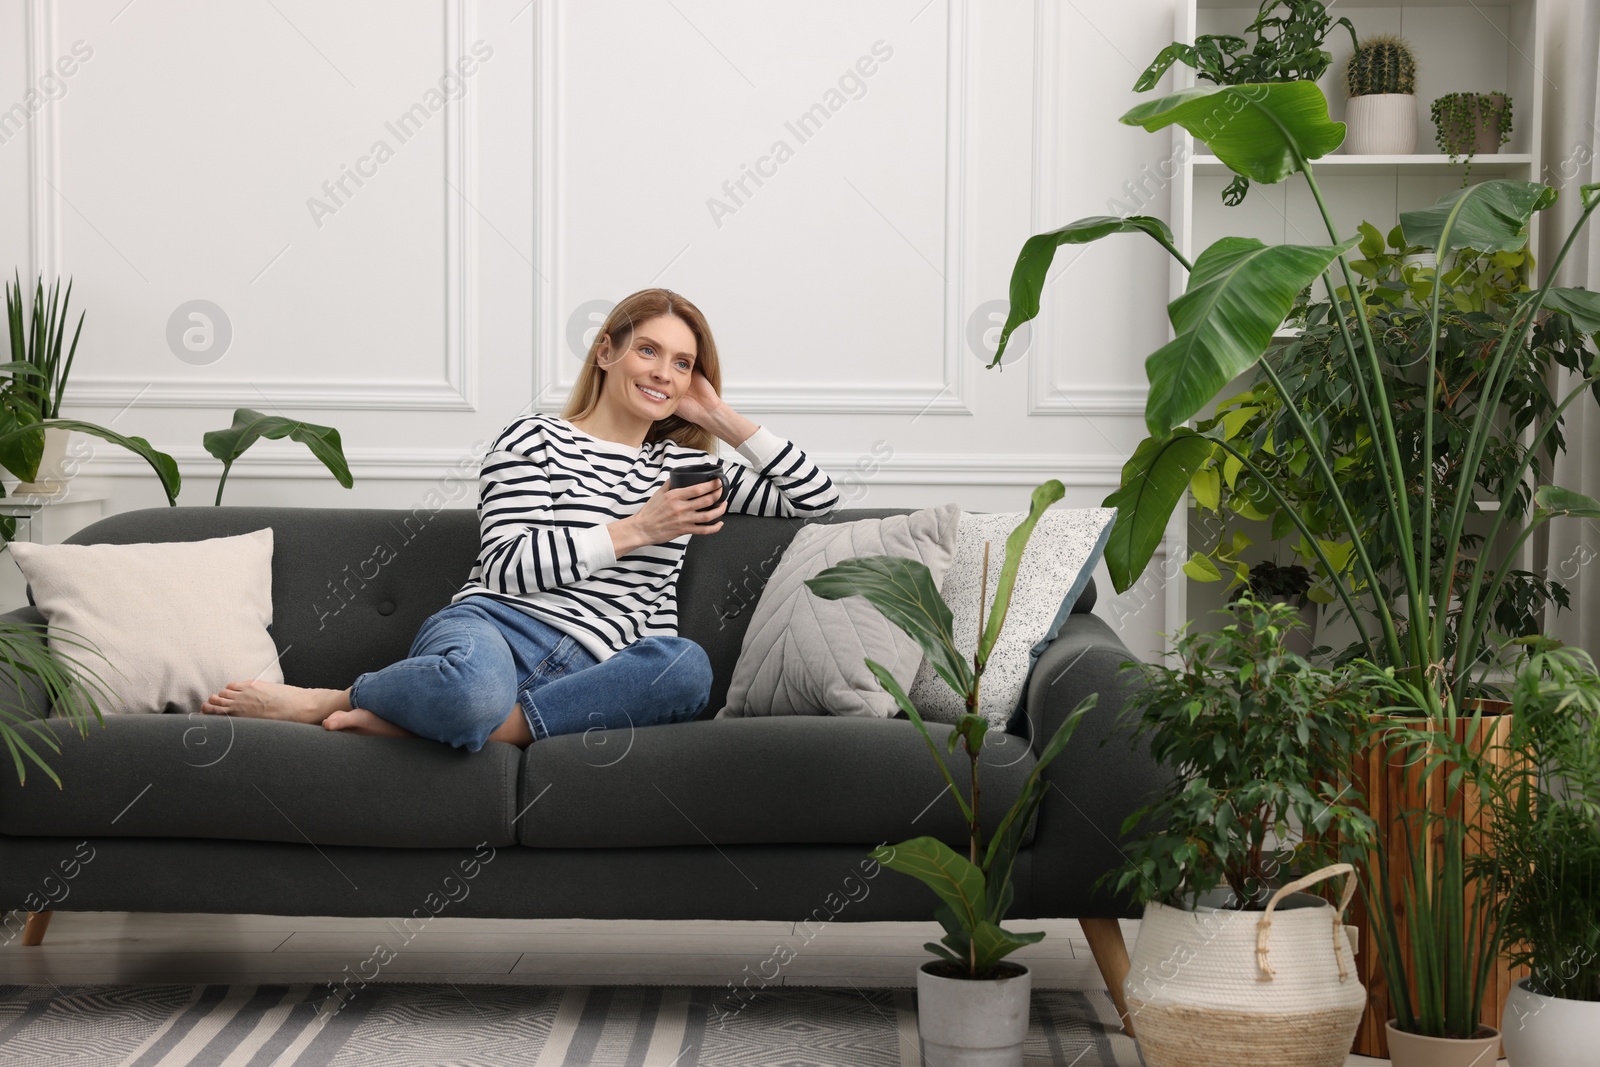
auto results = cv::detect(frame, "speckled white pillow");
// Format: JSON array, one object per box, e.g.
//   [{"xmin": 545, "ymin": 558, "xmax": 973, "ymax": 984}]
[{"xmin": 908, "ymin": 507, "xmax": 1116, "ymax": 730}]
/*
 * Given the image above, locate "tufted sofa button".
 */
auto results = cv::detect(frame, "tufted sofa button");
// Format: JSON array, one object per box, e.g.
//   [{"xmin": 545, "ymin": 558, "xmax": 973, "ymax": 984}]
[{"xmin": 377, "ymin": 600, "xmax": 396, "ymax": 616}]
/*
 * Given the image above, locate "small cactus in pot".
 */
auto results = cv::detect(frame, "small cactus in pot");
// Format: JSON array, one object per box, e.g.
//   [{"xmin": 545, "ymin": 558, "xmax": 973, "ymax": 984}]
[{"xmin": 1343, "ymin": 35, "xmax": 1419, "ymax": 154}]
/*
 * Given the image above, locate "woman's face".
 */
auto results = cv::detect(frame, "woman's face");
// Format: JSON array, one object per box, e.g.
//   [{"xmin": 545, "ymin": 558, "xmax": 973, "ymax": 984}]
[{"xmin": 596, "ymin": 313, "xmax": 699, "ymax": 421}]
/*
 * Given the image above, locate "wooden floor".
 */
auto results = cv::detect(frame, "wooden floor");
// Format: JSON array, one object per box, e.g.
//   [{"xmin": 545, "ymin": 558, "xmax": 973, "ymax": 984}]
[{"xmin": 0, "ymin": 911, "xmax": 1432, "ymax": 1065}]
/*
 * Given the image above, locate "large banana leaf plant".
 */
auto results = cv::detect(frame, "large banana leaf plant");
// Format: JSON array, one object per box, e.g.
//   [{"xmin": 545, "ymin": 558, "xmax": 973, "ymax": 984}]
[
  {"xmin": 805, "ymin": 480, "xmax": 1097, "ymax": 979},
  {"xmin": 994, "ymin": 80, "xmax": 1600, "ymax": 719}
]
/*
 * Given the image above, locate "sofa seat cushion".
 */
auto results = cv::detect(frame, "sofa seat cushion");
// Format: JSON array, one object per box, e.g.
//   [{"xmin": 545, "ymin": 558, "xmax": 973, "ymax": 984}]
[
  {"xmin": 0, "ymin": 716, "xmax": 522, "ymax": 848},
  {"xmin": 517, "ymin": 717, "xmax": 1039, "ymax": 850}
]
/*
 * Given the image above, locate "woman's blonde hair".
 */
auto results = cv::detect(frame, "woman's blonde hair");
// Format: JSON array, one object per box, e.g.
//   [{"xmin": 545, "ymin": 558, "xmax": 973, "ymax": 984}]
[{"xmin": 562, "ymin": 288, "xmax": 722, "ymax": 454}]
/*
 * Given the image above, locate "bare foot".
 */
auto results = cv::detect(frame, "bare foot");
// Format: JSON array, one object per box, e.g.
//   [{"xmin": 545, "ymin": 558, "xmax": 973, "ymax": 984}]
[
  {"xmin": 323, "ymin": 708, "xmax": 418, "ymax": 740},
  {"xmin": 201, "ymin": 681, "xmax": 350, "ymax": 724}
]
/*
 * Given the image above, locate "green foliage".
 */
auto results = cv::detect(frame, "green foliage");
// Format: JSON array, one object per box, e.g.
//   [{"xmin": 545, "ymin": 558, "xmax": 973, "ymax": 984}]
[
  {"xmin": 808, "ymin": 481, "xmax": 1097, "ymax": 978},
  {"xmin": 1133, "ymin": 0, "xmax": 1356, "ymax": 205},
  {"xmin": 1431, "ymin": 92, "xmax": 1515, "ymax": 185},
  {"xmin": 202, "ymin": 409, "xmax": 353, "ymax": 506},
  {"xmin": 0, "ymin": 618, "xmax": 112, "ymax": 788},
  {"xmin": 4, "ymin": 271, "xmax": 80, "ymax": 420},
  {"xmin": 1102, "ymin": 597, "xmax": 1374, "ymax": 909},
  {"xmin": 1185, "ymin": 218, "xmax": 1590, "ymax": 674},
  {"xmin": 1477, "ymin": 646, "xmax": 1600, "ymax": 1003},
  {"xmin": 1345, "ymin": 34, "xmax": 1416, "ymax": 97}
]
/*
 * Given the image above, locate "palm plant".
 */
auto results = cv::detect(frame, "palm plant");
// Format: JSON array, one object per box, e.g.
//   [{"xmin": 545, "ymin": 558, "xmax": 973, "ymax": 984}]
[{"xmin": 0, "ymin": 617, "xmax": 112, "ymax": 787}]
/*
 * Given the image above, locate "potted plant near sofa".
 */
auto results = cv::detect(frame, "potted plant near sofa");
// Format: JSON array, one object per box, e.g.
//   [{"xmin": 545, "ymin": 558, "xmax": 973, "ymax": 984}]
[
  {"xmin": 986, "ymin": 71, "xmax": 1600, "ymax": 1057},
  {"xmin": 1477, "ymin": 643, "xmax": 1600, "ymax": 1066},
  {"xmin": 806, "ymin": 479, "xmax": 1099, "ymax": 1066},
  {"xmin": 1106, "ymin": 596, "xmax": 1374, "ymax": 1067}
]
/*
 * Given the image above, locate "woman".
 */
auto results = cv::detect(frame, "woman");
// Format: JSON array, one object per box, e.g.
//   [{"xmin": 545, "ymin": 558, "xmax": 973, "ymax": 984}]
[{"xmin": 200, "ymin": 288, "xmax": 840, "ymax": 748}]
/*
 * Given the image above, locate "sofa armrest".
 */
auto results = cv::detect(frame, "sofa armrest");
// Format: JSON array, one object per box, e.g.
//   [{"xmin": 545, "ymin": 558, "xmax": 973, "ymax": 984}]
[
  {"xmin": 0, "ymin": 607, "xmax": 53, "ymax": 722},
  {"xmin": 1020, "ymin": 613, "xmax": 1170, "ymax": 918}
]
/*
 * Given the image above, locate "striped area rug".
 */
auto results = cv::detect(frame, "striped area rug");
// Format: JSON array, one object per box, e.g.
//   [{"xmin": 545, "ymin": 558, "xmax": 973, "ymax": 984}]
[{"xmin": 0, "ymin": 981, "xmax": 1142, "ymax": 1066}]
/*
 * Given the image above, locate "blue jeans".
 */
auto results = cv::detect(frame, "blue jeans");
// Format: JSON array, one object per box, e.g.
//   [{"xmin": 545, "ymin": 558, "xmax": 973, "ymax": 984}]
[{"xmin": 348, "ymin": 596, "xmax": 713, "ymax": 752}]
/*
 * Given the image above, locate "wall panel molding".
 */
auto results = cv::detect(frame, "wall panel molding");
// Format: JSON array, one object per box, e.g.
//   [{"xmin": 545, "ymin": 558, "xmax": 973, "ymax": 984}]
[
  {"xmin": 532, "ymin": 0, "xmax": 976, "ymax": 416},
  {"xmin": 39, "ymin": 0, "xmax": 477, "ymax": 412}
]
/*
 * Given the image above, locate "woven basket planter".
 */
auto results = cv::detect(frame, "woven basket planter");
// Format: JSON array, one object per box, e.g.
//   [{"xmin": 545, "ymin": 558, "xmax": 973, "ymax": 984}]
[{"xmin": 1124, "ymin": 864, "xmax": 1367, "ymax": 1067}]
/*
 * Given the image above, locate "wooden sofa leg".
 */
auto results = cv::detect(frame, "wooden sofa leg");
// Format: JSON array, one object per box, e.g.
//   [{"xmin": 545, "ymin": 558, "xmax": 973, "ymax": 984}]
[
  {"xmin": 1081, "ymin": 917, "xmax": 1134, "ymax": 1037},
  {"xmin": 21, "ymin": 911, "xmax": 51, "ymax": 946}
]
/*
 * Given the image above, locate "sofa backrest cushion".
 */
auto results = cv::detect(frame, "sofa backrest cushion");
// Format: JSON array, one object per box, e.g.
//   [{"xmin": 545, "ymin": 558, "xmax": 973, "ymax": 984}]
[{"xmin": 63, "ymin": 506, "xmax": 1098, "ymax": 706}]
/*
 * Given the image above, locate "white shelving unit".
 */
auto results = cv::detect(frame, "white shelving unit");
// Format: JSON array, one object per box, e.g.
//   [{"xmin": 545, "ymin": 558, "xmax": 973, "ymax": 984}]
[{"xmin": 1165, "ymin": 0, "xmax": 1548, "ymax": 639}]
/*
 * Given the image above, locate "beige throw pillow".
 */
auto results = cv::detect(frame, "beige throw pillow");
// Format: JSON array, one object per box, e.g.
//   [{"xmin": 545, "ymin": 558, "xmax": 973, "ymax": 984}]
[
  {"xmin": 10, "ymin": 529, "xmax": 282, "ymax": 716},
  {"xmin": 715, "ymin": 503, "xmax": 962, "ymax": 719}
]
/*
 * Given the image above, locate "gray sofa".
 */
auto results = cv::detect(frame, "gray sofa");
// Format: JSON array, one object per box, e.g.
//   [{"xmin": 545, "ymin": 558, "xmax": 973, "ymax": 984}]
[{"xmin": 0, "ymin": 505, "xmax": 1162, "ymax": 1009}]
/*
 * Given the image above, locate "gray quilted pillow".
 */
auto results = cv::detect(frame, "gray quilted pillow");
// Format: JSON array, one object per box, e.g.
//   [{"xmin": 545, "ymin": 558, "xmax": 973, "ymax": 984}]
[{"xmin": 714, "ymin": 503, "xmax": 962, "ymax": 719}]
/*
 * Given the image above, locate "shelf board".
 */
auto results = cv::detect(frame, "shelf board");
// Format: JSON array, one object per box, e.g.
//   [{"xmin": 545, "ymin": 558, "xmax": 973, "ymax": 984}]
[{"xmin": 1192, "ymin": 153, "xmax": 1534, "ymax": 177}]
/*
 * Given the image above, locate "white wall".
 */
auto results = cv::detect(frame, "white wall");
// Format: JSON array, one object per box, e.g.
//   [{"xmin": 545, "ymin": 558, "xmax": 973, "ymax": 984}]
[{"xmin": 0, "ymin": 0, "xmax": 1184, "ymax": 660}]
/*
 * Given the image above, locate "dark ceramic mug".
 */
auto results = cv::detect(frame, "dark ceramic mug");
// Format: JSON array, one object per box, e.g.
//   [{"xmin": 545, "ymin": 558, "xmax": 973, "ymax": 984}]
[{"xmin": 668, "ymin": 461, "xmax": 729, "ymax": 524}]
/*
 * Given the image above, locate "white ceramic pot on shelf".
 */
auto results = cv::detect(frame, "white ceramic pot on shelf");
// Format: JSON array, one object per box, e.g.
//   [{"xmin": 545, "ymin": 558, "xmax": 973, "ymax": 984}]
[
  {"xmin": 1344, "ymin": 94, "xmax": 1418, "ymax": 154},
  {"xmin": 1502, "ymin": 977, "xmax": 1600, "ymax": 1067},
  {"xmin": 916, "ymin": 959, "xmax": 1031, "ymax": 1066}
]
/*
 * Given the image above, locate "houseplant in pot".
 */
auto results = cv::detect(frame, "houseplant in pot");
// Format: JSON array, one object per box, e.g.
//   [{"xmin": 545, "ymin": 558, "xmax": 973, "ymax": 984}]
[
  {"xmin": 1105, "ymin": 596, "xmax": 1373, "ymax": 1067},
  {"xmin": 1479, "ymin": 644, "xmax": 1600, "ymax": 1066},
  {"xmin": 1432, "ymin": 91, "xmax": 1513, "ymax": 183},
  {"xmin": 805, "ymin": 479, "xmax": 1098, "ymax": 1065},
  {"xmin": 986, "ymin": 72, "xmax": 1600, "ymax": 1054},
  {"xmin": 4, "ymin": 272, "xmax": 84, "ymax": 497},
  {"xmin": 1134, "ymin": 0, "xmax": 1357, "ymax": 205},
  {"xmin": 1344, "ymin": 35, "xmax": 1418, "ymax": 154}
]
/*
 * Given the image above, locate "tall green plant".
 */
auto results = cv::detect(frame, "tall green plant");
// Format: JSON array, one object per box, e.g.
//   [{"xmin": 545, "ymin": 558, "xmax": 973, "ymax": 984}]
[
  {"xmin": 805, "ymin": 481, "xmax": 1096, "ymax": 979},
  {"xmin": 993, "ymin": 79, "xmax": 1600, "ymax": 721}
]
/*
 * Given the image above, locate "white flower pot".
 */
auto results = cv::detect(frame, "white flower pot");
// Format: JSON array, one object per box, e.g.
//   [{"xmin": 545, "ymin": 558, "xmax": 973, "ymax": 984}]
[
  {"xmin": 916, "ymin": 959, "xmax": 1031, "ymax": 1066},
  {"xmin": 1124, "ymin": 865, "xmax": 1366, "ymax": 1067},
  {"xmin": 1386, "ymin": 1020, "xmax": 1501, "ymax": 1067},
  {"xmin": 1502, "ymin": 977, "xmax": 1600, "ymax": 1066},
  {"xmin": 12, "ymin": 427, "xmax": 74, "ymax": 497},
  {"xmin": 1345, "ymin": 94, "xmax": 1418, "ymax": 154}
]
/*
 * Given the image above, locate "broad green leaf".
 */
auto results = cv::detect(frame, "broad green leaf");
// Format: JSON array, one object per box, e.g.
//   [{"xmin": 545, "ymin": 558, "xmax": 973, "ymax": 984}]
[
  {"xmin": 1218, "ymin": 405, "xmax": 1259, "ymax": 441},
  {"xmin": 971, "ymin": 920, "xmax": 1046, "ymax": 973},
  {"xmin": 1534, "ymin": 485, "xmax": 1600, "ymax": 520},
  {"xmin": 0, "ymin": 418, "xmax": 180, "ymax": 504},
  {"xmin": 0, "ymin": 403, "xmax": 43, "ymax": 482},
  {"xmin": 1145, "ymin": 236, "xmax": 1358, "ymax": 435},
  {"xmin": 1121, "ymin": 82, "xmax": 1345, "ymax": 186},
  {"xmin": 1318, "ymin": 539, "xmax": 1355, "ymax": 575},
  {"xmin": 1102, "ymin": 430, "xmax": 1214, "ymax": 592},
  {"xmin": 1399, "ymin": 181, "xmax": 1556, "ymax": 258},
  {"xmin": 977, "ymin": 479, "xmax": 1066, "ymax": 665},
  {"xmin": 1222, "ymin": 451, "xmax": 1244, "ymax": 489},
  {"xmin": 994, "ymin": 216, "xmax": 1184, "ymax": 364},
  {"xmin": 953, "ymin": 712, "xmax": 988, "ymax": 759},
  {"xmin": 808, "ymin": 558, "xmax": 973, "ymax": 696},
  {"xmin": 1190, "ymin": 467, "xmax": 1221, "ymax": 511},
  {"xmin": 872, "ymin": 837, "xmax": 986, "ymax": 934},
  {"xmin": 203, "ymin": 409, "xmax": 351, "ymax": 505},
  {"xmin": 1521, "ymin": 287, "xmax": 1600, "ymax": 335},
  {"xmin": 1183, "ymin": 552, "xmax": 1222, "ymax": 582},
  {"xmin": 1357, "ymin": 221, "xmax": 1385, "ymax": 259}
]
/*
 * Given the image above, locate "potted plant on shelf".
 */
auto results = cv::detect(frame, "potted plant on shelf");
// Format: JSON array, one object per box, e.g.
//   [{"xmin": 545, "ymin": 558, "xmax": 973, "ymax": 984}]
[
  {"xmin": 1134, "ymin": 0, "xmax": 1357, "ymax": 204},
  {"xmin": 805, "ymin": 480, "xmax": 1098, "ymax": 1066},
  {"xmin": 1105, "ymin": 596, "xmax": 1373, "ymax": 1067},
  {"xmin": 1344, "ymin": 34, "xmax": 1418, "ymax": 154},
  {"xmin": 1432, "ymin": 91, "xmax": 1514, "ymax": 183},
  {"xmin": 1480, "ymin": 644, "xmax": 1600, "ymax": 1066},
  {"xmin": 988, "ymin": 73, "xmax": 1600, "ymax": 1058}
]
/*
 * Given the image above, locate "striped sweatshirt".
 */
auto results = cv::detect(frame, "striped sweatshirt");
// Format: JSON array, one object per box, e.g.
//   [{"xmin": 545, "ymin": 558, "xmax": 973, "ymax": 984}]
[{"xmin": 450, "ymin": 413, "xmax": 841, "ymax": 662}]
